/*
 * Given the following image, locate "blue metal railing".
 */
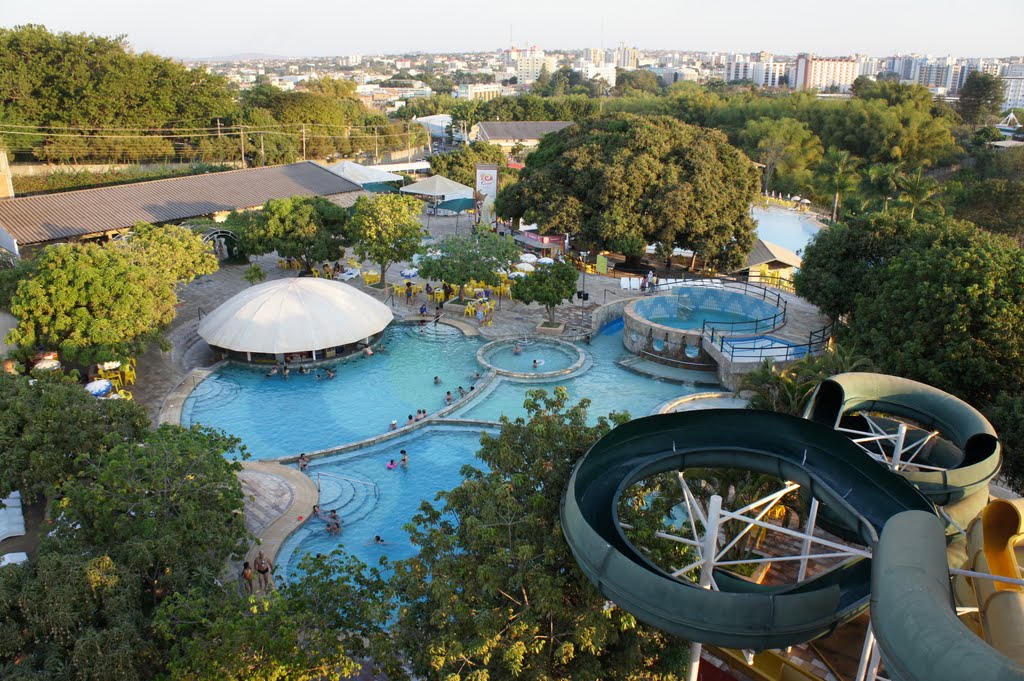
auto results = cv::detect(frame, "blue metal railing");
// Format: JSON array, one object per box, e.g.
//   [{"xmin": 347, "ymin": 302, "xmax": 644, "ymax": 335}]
[{"xmin": 706, "ymin": 321, "xmax": 835, "ymax": 363}]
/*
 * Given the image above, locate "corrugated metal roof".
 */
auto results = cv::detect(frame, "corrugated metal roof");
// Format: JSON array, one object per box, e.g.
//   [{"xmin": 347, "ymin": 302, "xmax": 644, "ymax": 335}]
[
  {"xmin": 477, "ymin": 121, "xmax": 573, "ymax": 142},
  {"xmin": 746, "ymin": 239, "xmax": 802, "ymax": 269},
  {"xmin": 0, "ymin": 161, "xmax": 361, "ymax": 246}
]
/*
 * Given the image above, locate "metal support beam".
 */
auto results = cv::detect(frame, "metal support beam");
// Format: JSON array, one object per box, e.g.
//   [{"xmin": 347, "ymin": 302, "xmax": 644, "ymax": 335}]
[{"xmin": 685, "ymin": 494, "xmax": 721, "ymax": 681}]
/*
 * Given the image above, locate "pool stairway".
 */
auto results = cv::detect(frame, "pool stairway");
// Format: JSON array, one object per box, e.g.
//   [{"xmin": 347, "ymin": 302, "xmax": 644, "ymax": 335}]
[
  {"xmin": 313, "ymin": 471, "xmax": 380, "ymax": 525},
  {"xmin": 616, "ymin": 354, "xmax": 720, "ymax": 386}
]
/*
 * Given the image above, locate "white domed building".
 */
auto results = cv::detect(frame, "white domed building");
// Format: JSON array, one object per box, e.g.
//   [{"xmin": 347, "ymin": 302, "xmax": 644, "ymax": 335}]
[{"xmin": 198, "ymin": 278, "xmax": 393, "ymax": 363}]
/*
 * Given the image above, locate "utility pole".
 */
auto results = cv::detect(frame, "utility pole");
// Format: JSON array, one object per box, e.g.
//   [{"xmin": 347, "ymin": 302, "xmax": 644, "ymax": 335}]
[
  {"xmin": 301, "ymin": 124, "xmax": 307, "ymax": 160},
  {"xmin": 216, "ymin": 118, "xmax": 222, "ymax": 138},
  {"xmin": 239, "ymin": 125, "xmax": 246, "ymax": 168},
  {"xmin": 374, "ymin": 129, "xmax": 379, "ymax": 163}
]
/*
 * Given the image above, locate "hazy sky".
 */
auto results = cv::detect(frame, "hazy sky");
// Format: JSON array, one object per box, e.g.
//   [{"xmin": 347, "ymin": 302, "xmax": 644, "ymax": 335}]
[{"xmin": 2, "ymin": 0, "xmax": 1021, "ymax": 59}]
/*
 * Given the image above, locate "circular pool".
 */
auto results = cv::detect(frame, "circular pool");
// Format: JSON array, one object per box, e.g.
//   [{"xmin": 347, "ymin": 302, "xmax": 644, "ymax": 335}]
[
  {"xmin": 477, "ymin": 338, "xmax": 586, "ymax": 378},
  {"xmin": 623, "ymin": 284, "xmax": 784, "ymax": 364}
]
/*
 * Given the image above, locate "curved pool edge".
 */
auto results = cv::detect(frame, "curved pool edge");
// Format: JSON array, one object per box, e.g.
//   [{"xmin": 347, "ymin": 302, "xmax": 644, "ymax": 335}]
[
  {"xmin": 158, "ymin": 360, "xmax": 228, "ymax": 426},
  {"xmin": 654, "ymin": 391, "xmax": 750, "ymax": 415},
  {"xmin": 477, "ymin": 338, "xmax": 588, "ymax": 380},
  {"xmin": 240, "ymin": 459, "xmax": 320, "ymax": 571}
]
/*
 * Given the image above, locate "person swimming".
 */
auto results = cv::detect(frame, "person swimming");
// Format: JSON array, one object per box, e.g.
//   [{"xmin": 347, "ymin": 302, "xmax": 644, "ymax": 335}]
[
  {"xmin": 512, "ymin": 342, "xmax": 522, "ymax": 355},
  {"xmin": 434, "ymin": 375, "xmax": 442, "ymax": 384},
  {"xmin": 400, "ymin": 449, "xmax": 408, "ymax": 466},
  {"xmin": 325, "ymin": 368, "xmax": 337, "ymax": 379},
  {"xmin": 386, "ymin": 460, "xmax": 397, "ymax": 469},
  {"xmin": 533, "ymin": 359, "xmax": 544, "ymax": 368}
]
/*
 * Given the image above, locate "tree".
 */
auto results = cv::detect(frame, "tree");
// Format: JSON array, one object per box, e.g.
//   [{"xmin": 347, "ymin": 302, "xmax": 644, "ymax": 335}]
[
  {"xmin": 985, "ymin": 392, "xmax": 1024, "ymax": 494},
  {"xmin": 156, "ymin": 551, "xmax": 400, "ymax": 681},
  {"xmin": 815, "ymin": 147, "xmax": 862, "ymax": 222},
  {"xmin": 740, "ymin": 344, "xmax": 874, "ymax": 416},
  {"xmin": 417, "ymin": 232, "xmax": 519, "ymax": 300},
  {"xmin": 241, "ymin": 196, "xmax": 351, "ymax": 273},
  {"xmin": 59, "ymin": 425, "xmax": 251, "ymax": 600},
  {"xmin": 427, "ymin": 142, "xmax": 510, "ymax": 188},
  {"xmin": 0, "ymin": 372, "xmax": 149, "ymax": 503},
  {"xmin": 510, "ymin": 261, "xmax": 579, "ymax": 324},
  {"xmin": 243, "ymin": 262, "xmax": 267, "ymax": 286},
  {"xmin": 957, "ymin": 71, "xmax": 1006, "ymax": 130},
  {"xmin": 864, "ymin": 163, "xmax": 904, "ymax": 212},
  {"xmin": 498, "ymin": 114, "xmax": 760, "ymax": 271},
  {"xmin": 390, "ymin": 388, "xmax": 689, "ymax": 680},
  {"xmin": 794, "ymin": 211, "xmax": 934, "ymax": 320},
  {"xmin": 739, "ymin": 117, "xmax": 823, "ymax": 193},
  {"xmin": 844, "ymin": 221, "xmax": 1024, "ymax": 404},
  {"xmin": 350, "ymin": 194, "xmax": 426, "ymax": 288},
  {"xmin": 300, "ymin": 76, "xmax": 358, "ymax": 100},
  {"xmin": 118, "ymin": 222, "xmax": 219, "ymax": 288},
  {"xmin": 895, "ymin": 167, "xmax": 944, "ymax": 220},
  {"xmin": 7, "ymin": 242, "xmax": 182, "ymax": 362}
]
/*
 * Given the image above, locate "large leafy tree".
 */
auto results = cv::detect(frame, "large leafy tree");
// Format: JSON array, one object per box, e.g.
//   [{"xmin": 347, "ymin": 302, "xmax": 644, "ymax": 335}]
[
  {"xmin": 241, "ymin": 195, "xmax": 351, "ymax": 273},
  {"xmin": 895, "ymin": 167, "xmax": 944, "ymax": 220},
  {"xmin": 156, "ymin": 551, "xmax": 399, "ymax": 681},
  {"xmin": 417, "ymin": 232, "xmax": 519, "ymax": 300},
  {"xmin": 59, "ymin": 424, "xmax": 250, "ymax": 599},
  {"xmin": 6, "ymin": 228, "xmax": 215, "ymax": 363},
  {"xmin": 498, "ymin": 114, "xmax": 760, "ymax": 270},
  {"xmin": 844, "ymin": 221, "xmax": 1024, "ymax": 404},
  {"xmin": 350, "ymin": 194, "xmax": 426, "ymax": 287},
  {"xmin": 390, "ymin": 388, "xmax": 689, "ymax": 680},
  {"xmin": 427, "ymin": 142, "xmax": 511, "ymax": 188},
  {"xmin": 957, "ymin": 71, "xmax": 1006, "ymax": 130},
  {"xmin": 510, "ymin": 261, "xmax": 580, "ymax": 324},
  {"xmin": 0, "ymin": 372, "xmax": 149, "ymax": 503},
  {"xmin": 739, "ymin": 117, "xmax": 823, "ymax": 193},
  {"xmin": 795, "ymin": 211, "xmax": 935, "ymax": 320}
]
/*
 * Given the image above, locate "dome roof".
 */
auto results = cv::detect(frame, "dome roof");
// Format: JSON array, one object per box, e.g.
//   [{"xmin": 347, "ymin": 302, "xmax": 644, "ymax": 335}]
[{"xmin": 198, "ymin": 278, "xmax": 393, "ymax": 354}]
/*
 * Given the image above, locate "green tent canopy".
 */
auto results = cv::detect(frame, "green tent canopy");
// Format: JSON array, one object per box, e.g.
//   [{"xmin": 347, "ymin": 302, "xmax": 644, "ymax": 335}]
[
  {"xmin": 435, "ymin": 198, "xmax": 475, "ymax": 213},
  {"xmin": 362, "ymin": 182, "xmax": 400, "ymax": 194}
]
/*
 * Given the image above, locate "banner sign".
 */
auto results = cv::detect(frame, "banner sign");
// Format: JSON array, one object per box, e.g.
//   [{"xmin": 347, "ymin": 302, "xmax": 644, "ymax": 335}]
[{"xmin": 474, "ymin": 163, "xmax": 499, "ymax": 226}]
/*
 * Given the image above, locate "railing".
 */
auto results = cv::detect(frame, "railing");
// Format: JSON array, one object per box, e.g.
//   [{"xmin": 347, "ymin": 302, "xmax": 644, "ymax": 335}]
[
  {"xmin": 706, "ymin": 321, "xmax": 835, "ymax": 363},
  {"xmin": 384, "ymin": 293, "xmax": 395, "ymax": 308},
  {"xmin": 636, "ymin": 349, "xmax": 717, "ymax": 372},
  {"xmin": 197, "ymin": 306, "xmax": 207, "ymax": 320}
]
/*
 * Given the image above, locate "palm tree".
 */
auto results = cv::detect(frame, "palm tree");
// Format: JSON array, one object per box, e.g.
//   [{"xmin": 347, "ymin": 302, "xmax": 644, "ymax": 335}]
[
  {"xmin": 865, "ymin": 163, "xmax": 904, "ymax": 212},
  {"xmin": 896, "ymin": 167, "xmax": 945, "ymax": 220},
  {"xmin": 816, "ymin": 148, "xmax": 862, "ymax": 222}
]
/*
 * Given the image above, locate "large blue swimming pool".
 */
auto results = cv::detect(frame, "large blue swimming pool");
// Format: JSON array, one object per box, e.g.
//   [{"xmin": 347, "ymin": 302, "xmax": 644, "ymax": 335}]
[{"xmin": 752, "ymin": 207, "xmax": 822, "ymax": 255}]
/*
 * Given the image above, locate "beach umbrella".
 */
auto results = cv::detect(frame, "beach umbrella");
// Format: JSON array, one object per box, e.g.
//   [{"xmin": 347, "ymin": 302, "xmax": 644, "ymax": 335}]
[
  {"xmin": 537, "ymin": 257, "xmax": 555, "ymax": 264},
  {"xmin": 98, "ymin": 360, "xmax": 121, "ymax": 371},
  {"xmin": 33, "ymin": 358, "xmax": 61, "ymax": 371},
  {"xmin": 509, "ymin": 271, "xmax": 527, "ymax": 279},
  {"xmin": 515, "ymin": 262, "xmax": 535, "ymax": 272},
  {"xmin": 791, "ymin": 195, "xmax": 801, "ymax": 202},
  {"xmin": 801, "ymin": 198, "xmax": 811, "ymax": 204},
  {"xmin": 85, "ymin": 379, "xmax": 113, "ymax": 397},
  {"xmin": 519, "ymin": 253, "xmax": 538, "ymax": 263}
]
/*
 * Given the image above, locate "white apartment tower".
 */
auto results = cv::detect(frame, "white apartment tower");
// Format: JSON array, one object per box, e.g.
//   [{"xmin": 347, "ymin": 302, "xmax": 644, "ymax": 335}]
[
  {"xmin": 725, "ymin": 53, "xmax": 788, "ymax": 87},
  {"xmin": 793, "ymin": 54, "xmax": 860, "ymax": 92}
]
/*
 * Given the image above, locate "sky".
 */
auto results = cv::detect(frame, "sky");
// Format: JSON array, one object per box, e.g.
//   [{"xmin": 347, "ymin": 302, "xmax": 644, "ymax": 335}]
[{"xmin": 1, "ymin": 0, "xmax": 1021, "ymax": 59}]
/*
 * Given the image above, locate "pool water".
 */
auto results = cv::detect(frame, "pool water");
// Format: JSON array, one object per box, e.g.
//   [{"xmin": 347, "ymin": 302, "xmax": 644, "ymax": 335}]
[
  {"xmin": 276, "ymin": 426, "xmax": 490, "ymax": 577},
  {"xmin": 485, "ymin": 341, "xmax": 578, "ymax": 373},
  {"xmin": 723, "ymin": 335, "xmax": 808, "ymax": 360},
  {"xmin": 460, "ymin": 322, "xmax": 701, "ymax": 422},
  {"xmin": 648, "ymin": 309, "xmax": 753, "ymax": 331},
  {"xmin": 182, "ymin": 324, "xmax": 482, "ymax": 459},
  {"xmin": 752, "ymin": 207, "xmax": 822, "ymax": 255}
]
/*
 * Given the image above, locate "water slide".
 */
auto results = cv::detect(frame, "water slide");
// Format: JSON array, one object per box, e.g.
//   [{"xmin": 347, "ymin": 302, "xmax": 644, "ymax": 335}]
[
  {"xmin": 803, "ymin": 372, "xmax": 1001, "ymax": 508},
  {"xmin": 560, "ymin": 409, "xmax": 936, "ymax": 650}
]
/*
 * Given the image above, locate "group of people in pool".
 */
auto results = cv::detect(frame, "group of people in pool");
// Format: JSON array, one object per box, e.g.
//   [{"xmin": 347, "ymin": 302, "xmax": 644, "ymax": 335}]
[
  {"xmin": 312, "ymin": 504, "xmax": 343, "ymax": 534},
  {"xmin": 265, "ymin": 363, "xmax": 336, "ymax": 380},
  {"xmin": 512, "ymin": 342, "xmax": 545, "ymax": 368},
  {"xmin": 386, "ymin": 449, "xmax": 409, "ymax": 469}
]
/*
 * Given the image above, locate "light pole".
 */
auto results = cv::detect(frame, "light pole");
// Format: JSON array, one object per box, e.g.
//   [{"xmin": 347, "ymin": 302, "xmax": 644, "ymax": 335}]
[{"xmin": 578, "ymin": 251, "xmax": 590, "ymax": 331}]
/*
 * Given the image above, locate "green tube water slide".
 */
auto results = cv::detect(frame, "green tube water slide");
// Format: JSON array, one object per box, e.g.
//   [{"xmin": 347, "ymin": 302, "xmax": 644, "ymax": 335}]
[
  {"xmin": 803, "ymin": 372, "xmax": 1001, "ymax": 506},
  {"xmin": 872, "ymin": 511, "xmax": 1024, "ymax": 681},
  {"xmin": 560, "ymin": 409, "xmax": 936, "ymax": 651}
]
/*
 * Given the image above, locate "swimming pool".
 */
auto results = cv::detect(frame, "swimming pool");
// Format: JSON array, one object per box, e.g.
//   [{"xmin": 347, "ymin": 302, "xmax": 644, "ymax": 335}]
[
  {"xmin": 182, "ymin": 324, "xmax": 482, "ymax": 459},
  {"xmin": 752, "ymin": 207, "xmax": 822, "ymax": 255},
  {"xmin": 478, "ymin": 338, "xmax": 585, "ymax": 376},
  {"xmin": 459, "ymin": 322, "xmax": 702, "ymax": 422},
  {"xmin": 276, "ymin": 425, "xmax": 491, "ymax": 577},
  {"xmin": 647, "ymin": 310, "xmax": 753, "ymax": 330}
]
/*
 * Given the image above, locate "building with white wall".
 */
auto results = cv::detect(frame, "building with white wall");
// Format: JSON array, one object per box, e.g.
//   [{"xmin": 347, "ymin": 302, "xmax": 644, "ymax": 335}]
[
  {"xmin": 793, "ymin": 54, "xmax": 860, "ymax": 92},
  {"xmin": 725, "ymin": 54, "xmax": 788, "ymax": 87}
]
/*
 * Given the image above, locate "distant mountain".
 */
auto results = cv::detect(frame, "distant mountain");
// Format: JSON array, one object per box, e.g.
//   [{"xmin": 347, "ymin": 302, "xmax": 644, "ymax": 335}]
[{"xmin": 180, "ymin": 52, "xmax": 292, "ymax": 62}]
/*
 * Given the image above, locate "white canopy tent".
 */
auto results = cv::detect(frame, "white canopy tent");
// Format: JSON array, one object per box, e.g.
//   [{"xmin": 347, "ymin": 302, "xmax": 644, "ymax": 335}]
[
  {"xmin": 400, "ymin": 175, "xmax": 474, "ymax": 202},
  {"xmin": 320, "ymin": 161, "xmax": 402, "ymax": 186},
  {"xmin": 198, "ymin": 278, "xmax": 393, "ymax": 357}
]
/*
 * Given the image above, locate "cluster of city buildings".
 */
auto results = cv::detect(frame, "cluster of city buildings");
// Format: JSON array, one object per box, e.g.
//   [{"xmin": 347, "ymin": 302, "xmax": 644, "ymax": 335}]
[{"xmin": 192, "ymin": 46, "xmax": 1024, "ymax": 112}]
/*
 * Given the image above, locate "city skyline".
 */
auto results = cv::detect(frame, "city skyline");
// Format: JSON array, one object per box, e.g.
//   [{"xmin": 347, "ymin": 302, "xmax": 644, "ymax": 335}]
[{"xmin": 2, "ymin": 0, "xmax": 1022, "ymax": 60}]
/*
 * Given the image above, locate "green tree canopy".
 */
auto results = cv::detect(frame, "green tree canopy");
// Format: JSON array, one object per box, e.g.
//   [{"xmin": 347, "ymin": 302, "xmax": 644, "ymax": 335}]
[
  {"xmin": 427, "ymin": 141, "xmax": 511, "ymax": 188},
  {"xmin": 510, "ymin": 261, "xmax": 580, "ymax": 323},
  {"xmin": 0, "ymin": 372, "xmax": 149, "ymax": 503},
  {"xmin": 390, "ymin": 388, "xmax": 689, "ymax": 680},
  {"xmin": 844, "ymin": 221, "xmax": 1024, "ymax": 404},
  {"xmin": 241, "ymin": 195, "xmax": 351, "ymax": 272},
  {"xmin": 6, "ymin": 227, "xmax": 216, "ymax": 363},
  {"xmin": 156, "ymin": 551, "xmax": 399, "ymax": 681},
  {"xmin": 417, "ymin": 232, "xmax": 519, "ymax": 299},
  {"xmin": 739, "ymin": 117, "xmax": 823, "ymax": 193},
  {"xmin": 957, "ymin": 71, "xmax": 1006, "ymax": 129},
  {"xmin": 350, "ymin": 193, "xmax": 426, "ymax": 287},
  {"xmin": 815, "ymin": 147, "xmax": 862, "ymax": 221},
  {"xmin": 498, "ymin": 114, "xmax": 760, "ymax": 270}
]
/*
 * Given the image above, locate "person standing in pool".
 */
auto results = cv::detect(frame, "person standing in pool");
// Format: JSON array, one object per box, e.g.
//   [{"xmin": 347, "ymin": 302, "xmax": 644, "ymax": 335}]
[
  {"xmin": 513, "ymin": 342, "xmax": 522, "ymax": 355},
  {"xmin": 400, "ymin": 450, "xmax": 408, "ymax": 466}
]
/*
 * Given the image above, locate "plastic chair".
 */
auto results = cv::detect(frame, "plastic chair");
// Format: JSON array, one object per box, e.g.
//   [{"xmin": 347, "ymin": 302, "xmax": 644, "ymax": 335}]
[
  {"xmin": 120, "ymin": 364, "xmax": 136, "ymax": 386},
  {"xmin": 106, "ymin": 374, "xmax": 123, "ymax": 391},
  {"xmin": 117, "ymin": 389, "xmax": 133, "ymax": 400},
  {"xmin": 463, "ymin": 303, "xmax": 476, "ymax": 317}
]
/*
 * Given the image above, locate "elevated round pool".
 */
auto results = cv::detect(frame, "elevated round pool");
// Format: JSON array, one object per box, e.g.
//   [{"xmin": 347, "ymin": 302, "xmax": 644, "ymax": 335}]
[{"xmin": 477, "ymin": 338, "xmax": 587, "ymax": 379}]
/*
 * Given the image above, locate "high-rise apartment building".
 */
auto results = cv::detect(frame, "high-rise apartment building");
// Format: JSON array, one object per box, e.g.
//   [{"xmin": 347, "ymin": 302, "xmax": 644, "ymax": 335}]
[
  {"xmin": 616, "ymin": 46, "xmax": 640, "ymax": 70},
  {"xmin": 725, "ymin": 53, "xmax": 788, "ymax": 87},
  {"xmin": 792, "ymin": 54, "xmax": 860, "ymax": 92}
]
